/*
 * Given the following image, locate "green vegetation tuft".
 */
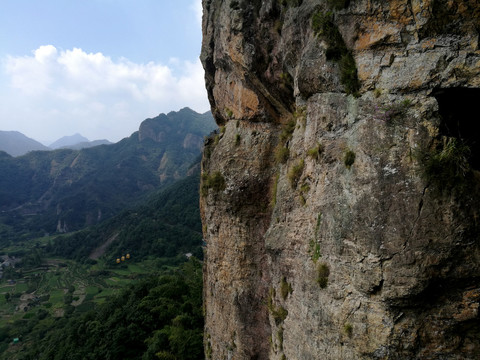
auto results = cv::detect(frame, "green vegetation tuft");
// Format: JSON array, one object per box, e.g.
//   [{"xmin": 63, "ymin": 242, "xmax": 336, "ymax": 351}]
[
  {"xmin": 344, "ymin": 149, "xmax": 356, "ymax": 169},
  {"xmin": 300, "ymin": 182, "xmax": 310, "ymax": 194},
  {"xmin": 201, "ymin": 171, "xmax": 226, "ymax": 196},
  {"xmin": 268, "ymin": 286, "xmax": 288, "ymax": 325},
  {"xmin": 275, "ymin": 146, "xmax": 290, "ymax": 164},
  {"xmin": 311, "ymin": 10, "xmax": 360, "ymax": 95},
  {"xmin": 277, "ymin": 327, "xmax": 284, "ymax": 350},
  {"xmin": 339, "ymin": 53, "xmax": 360, "ymax": 96},
  {"xmin": 272, "ymin": 306, "xmax": 288, "ymax": 325},
  {"xmin": 280, "ymin": 119, "xmax": 296, "ymax": 143},
  {"xmin": 280, "ymin": 277, "xmax": 293, "ymax": 300},
  {"xmin": 420, "ymin": 137, "xmax": 471, "ymax": 192},
  {"xmin": 317, "ymin": 263, "xmax": 330, "ymax": 288},
  {"xmin": 310, "ymin": 239, "xmax": 321, "ymax": 262},
  {"xmin": 270, "ymin": 173, "xmax": 280, "ymax": 208},
  {"xmin": 311, "ymin": 213, "xmax": 323, "ymax": 261},
  {"xmin": 344, "ymin": 322, "xmax": 353, "ymax": 337},
  {"xmin": 225, "ymin": 107, "xmax": 234, "ymax": 118},
  {"xmin": 267, "ymin": 286, "xmax": 276, "ymax": 310},
  {"xmin": 315, "ymin": 213, "xmax": 322, "ymax": 235},
  {"xmin": 307, "ymin": 143, "xmax": 324, "ymax": 160},
  {"xmin": 279, "ymin": 72, "xmax": 293, "ymax": 88},
  {"xmin": 274, "ymin": 118, "xmax": 297, "ymax": 166},
  {"xmin": 206, "ymin": 339, "xmax": 213, "ymax": 359},
  {"xmin": 288, "ymin": 159, "xmax": 304, "ymax": 188}
]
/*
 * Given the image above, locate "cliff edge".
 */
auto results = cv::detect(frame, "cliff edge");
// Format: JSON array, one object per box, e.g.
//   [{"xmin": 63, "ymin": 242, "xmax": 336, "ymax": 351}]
[{"xmin": 200, "ymin": 1, "xmax": 480, "ymax": 359}]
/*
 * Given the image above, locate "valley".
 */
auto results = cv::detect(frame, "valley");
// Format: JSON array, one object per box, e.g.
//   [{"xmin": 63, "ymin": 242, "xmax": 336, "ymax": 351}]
[{"xmin": 0, "ymin": 108, "xmax": 213, "ymax": 359}]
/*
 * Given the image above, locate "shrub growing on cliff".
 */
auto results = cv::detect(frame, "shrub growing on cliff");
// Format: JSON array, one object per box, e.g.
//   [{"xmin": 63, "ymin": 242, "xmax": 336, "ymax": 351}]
[
  {"xmin": 343, "ymin": 323, "xmax": 353, "ymax": 337},
  {"xmin": 288, "ymin": 159, "xmax": 304, "ymax": 188},
  {"xmin": 225, "ymin": 108, "xmax": 234, "ymax": 119},
  {"xmin": 311, "ymin": 10, "xmax": 360, "ymax": 95},
  {"xmin": 272, "ymin": 306, "xmax": 288, "ymax": 325},
  {"xmin": 277, "ymin": 327, "xmax": 284, "ymax": 350},
  {"xmin": 274, "ymin": 119, "xmax": 297, "ymax": 165},
  {"xmin": 339, "ymin": 53, "xmax": 360, "ymax": 95},
  {"xmin": 312, "ymin": 11, "xmax": 343, "ymax": 60},
  {"xmin": 280, "ymin": 119, "xmax": 296, "ymax": 143},
  {"xmin": 309, "ymin": 239, "xmax": 321, "ymax": 262},
  {"xmin": 373, "ymin": 99, "xmax": 411, "ymax": 125},
  {"xmin": 275, "ymin": 146, "xmax": 290, "ymax": 164},
  {"xmin": 280, "ymin": 277, "xmax": 293, "ymax": 300},
  {"xmin": 420, "ymin": 137, "xmax": 471, "ymax": 192},
  {"xmin": 201, "ymin": 171, "xmax": 226, "ymax": 196},
  {"xmin": 344, "ymin": 149, "xmax": 355, "ymax": 169},
  {"xmin": 307, "ymin": 143, "xmax": 324, "ymax": 160},
  {"xmin": 270, "ymin": 173, "xmax": 280, "ymax": 208}
]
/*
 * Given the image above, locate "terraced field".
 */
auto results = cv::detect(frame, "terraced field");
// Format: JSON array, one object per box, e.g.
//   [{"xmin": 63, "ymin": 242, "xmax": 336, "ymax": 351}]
[{"xmin": 0, "ymin": 257, "xmax": 163, "ymax": 325}]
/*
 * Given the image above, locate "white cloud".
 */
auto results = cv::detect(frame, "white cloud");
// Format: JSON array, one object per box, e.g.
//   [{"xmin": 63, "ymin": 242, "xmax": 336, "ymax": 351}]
[{"xmin": 1, "ymin": 45, "xmax": 209, "ymax": 142}]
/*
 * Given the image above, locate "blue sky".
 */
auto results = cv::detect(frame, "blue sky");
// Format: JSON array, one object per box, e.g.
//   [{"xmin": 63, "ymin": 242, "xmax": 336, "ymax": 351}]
[{"xmin": 0, "ymin": 0, "xmax": 209, "ymax": 144}]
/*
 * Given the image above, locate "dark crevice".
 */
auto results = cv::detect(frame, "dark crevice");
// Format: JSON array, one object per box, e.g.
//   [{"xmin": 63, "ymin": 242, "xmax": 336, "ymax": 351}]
[
  {"xmin": 433, "ymin": 88, "xmax": 480, "ymax": 170},
  {"xmin": 370, "ymin": 279, "xmax": 384, "ymax": 295}
]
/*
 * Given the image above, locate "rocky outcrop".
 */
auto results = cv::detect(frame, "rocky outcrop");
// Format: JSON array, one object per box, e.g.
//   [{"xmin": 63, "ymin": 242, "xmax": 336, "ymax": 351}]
[
  {"xmin": 200, "ymin": 0, "xmax": 480, "ymax": 359},
  {"xmin": 138, "ymin": 107, "xmax": 215, "ymax": 151}
]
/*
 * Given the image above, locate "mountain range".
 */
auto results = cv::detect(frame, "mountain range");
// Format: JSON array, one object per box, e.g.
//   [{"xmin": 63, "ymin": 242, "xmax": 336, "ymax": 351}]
[
  {"xmin": 0, "ymin": 131, "xmax": 50, "ymax": 156},
  {"xmin": 0, "ymin": 131, "xmax": 113, "ymax": 156},
  {"xmin": 48, "ymin": 133, "xmax": 112, "ymax": 150},
  {"xmin": 0, "ymin": 107, "xmax": 216, "ymax": 239}
]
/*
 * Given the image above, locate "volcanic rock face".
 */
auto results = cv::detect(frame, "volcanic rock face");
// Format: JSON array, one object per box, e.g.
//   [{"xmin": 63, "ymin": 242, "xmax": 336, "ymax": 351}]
[{"xmin": 200, "ymin": 1, "xmax": 480, "ymax": 359}]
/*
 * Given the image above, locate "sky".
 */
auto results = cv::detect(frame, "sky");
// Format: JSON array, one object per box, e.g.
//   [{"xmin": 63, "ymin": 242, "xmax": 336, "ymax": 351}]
[{"xmin": 0, "ymin": 0, "xmax": 210, "ymax": 144}]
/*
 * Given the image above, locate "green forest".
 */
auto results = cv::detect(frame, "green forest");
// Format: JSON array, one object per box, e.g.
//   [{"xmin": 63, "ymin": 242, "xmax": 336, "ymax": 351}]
[
  {"xmin": 2, "ymin": 259, "xmax": 203, "ymax": 360},
  {"xmin": 0, "ymin": 167, "xmax": 205, "ymax": 359},
  {"xmin": 0, "ymin": 109, "xmax": 216, "ymax": 359}
]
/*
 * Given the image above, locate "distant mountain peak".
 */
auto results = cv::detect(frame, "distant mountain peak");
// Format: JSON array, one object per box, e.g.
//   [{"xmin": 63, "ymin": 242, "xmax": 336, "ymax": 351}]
[
  {"xmin": 139, "ymin": 108, "xmax": 215, "ymax": 144},
  {"xmin": 49, "ymin": 134, "xmax": 89, "ymax": 149},
  {"xmin": 0, "ymin": 130, "xmax": 50, "ymax": 156}
]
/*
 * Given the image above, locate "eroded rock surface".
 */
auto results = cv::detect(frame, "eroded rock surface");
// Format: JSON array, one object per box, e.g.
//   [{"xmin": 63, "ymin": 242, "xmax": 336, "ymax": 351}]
[{"xmin": 200, "ymin": 1, "xmax": 480, "ymax": 359}]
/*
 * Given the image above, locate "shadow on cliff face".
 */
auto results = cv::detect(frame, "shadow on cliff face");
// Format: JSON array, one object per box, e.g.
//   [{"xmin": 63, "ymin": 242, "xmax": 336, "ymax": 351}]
[
  {"xmin": 418, "ymin": 88, "xmax": 480, "ymax": 196},
  {"xmin": 418, "ymin": 0, "xmax": 480, "ymax": 39},
  {"xmin": 434, "ymin": 87, "xmax": 480, "ymax": 170}
]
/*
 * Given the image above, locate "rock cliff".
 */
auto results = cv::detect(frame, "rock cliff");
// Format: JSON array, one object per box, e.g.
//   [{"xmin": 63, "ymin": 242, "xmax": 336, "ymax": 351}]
[{"xmin": 200, "ymin": 1, "xmax": 480, "ymax": 359}]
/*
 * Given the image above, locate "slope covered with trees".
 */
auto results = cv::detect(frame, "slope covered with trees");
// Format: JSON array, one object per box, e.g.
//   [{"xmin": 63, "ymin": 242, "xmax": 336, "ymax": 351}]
[
  {"xmin": 46, "ymin": 164, "xmax": 204, "ymax": 263},
  {"xmin": 0, "ymin": 108, "xmax": 215, "ymax": 239},
  {"xmin": 1, "ymin": 259, "xmax": 203, "ymax": 360}
]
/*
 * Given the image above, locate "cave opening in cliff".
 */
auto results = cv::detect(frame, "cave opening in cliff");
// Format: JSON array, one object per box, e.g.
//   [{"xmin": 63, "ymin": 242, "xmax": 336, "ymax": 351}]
[{"xmin": 433, "ymin": 88, "xmax": 480, "ymax": 170}]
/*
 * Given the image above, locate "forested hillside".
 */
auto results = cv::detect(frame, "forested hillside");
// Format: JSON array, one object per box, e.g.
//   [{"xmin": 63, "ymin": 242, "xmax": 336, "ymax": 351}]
[
  {"xmin": 0, "ymin": 147, "xmax": 206, "ymax": 360},
  {"xmin": 0, "ymin": 259, "xmax": 203, "ymax": 360},
  {"xmin": 46, "ymin": 164, "xmax": 204, "ymax": 263},
  {"xmin": 0, "ymin": 108, "xmax": 215, "ymax": 238}
]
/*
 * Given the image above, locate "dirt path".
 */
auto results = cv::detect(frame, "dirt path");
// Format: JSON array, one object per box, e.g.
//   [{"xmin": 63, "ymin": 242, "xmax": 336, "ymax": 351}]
[{"xmin": 89, "ymin": 233, "xmax": 119, "ymax": 260}]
